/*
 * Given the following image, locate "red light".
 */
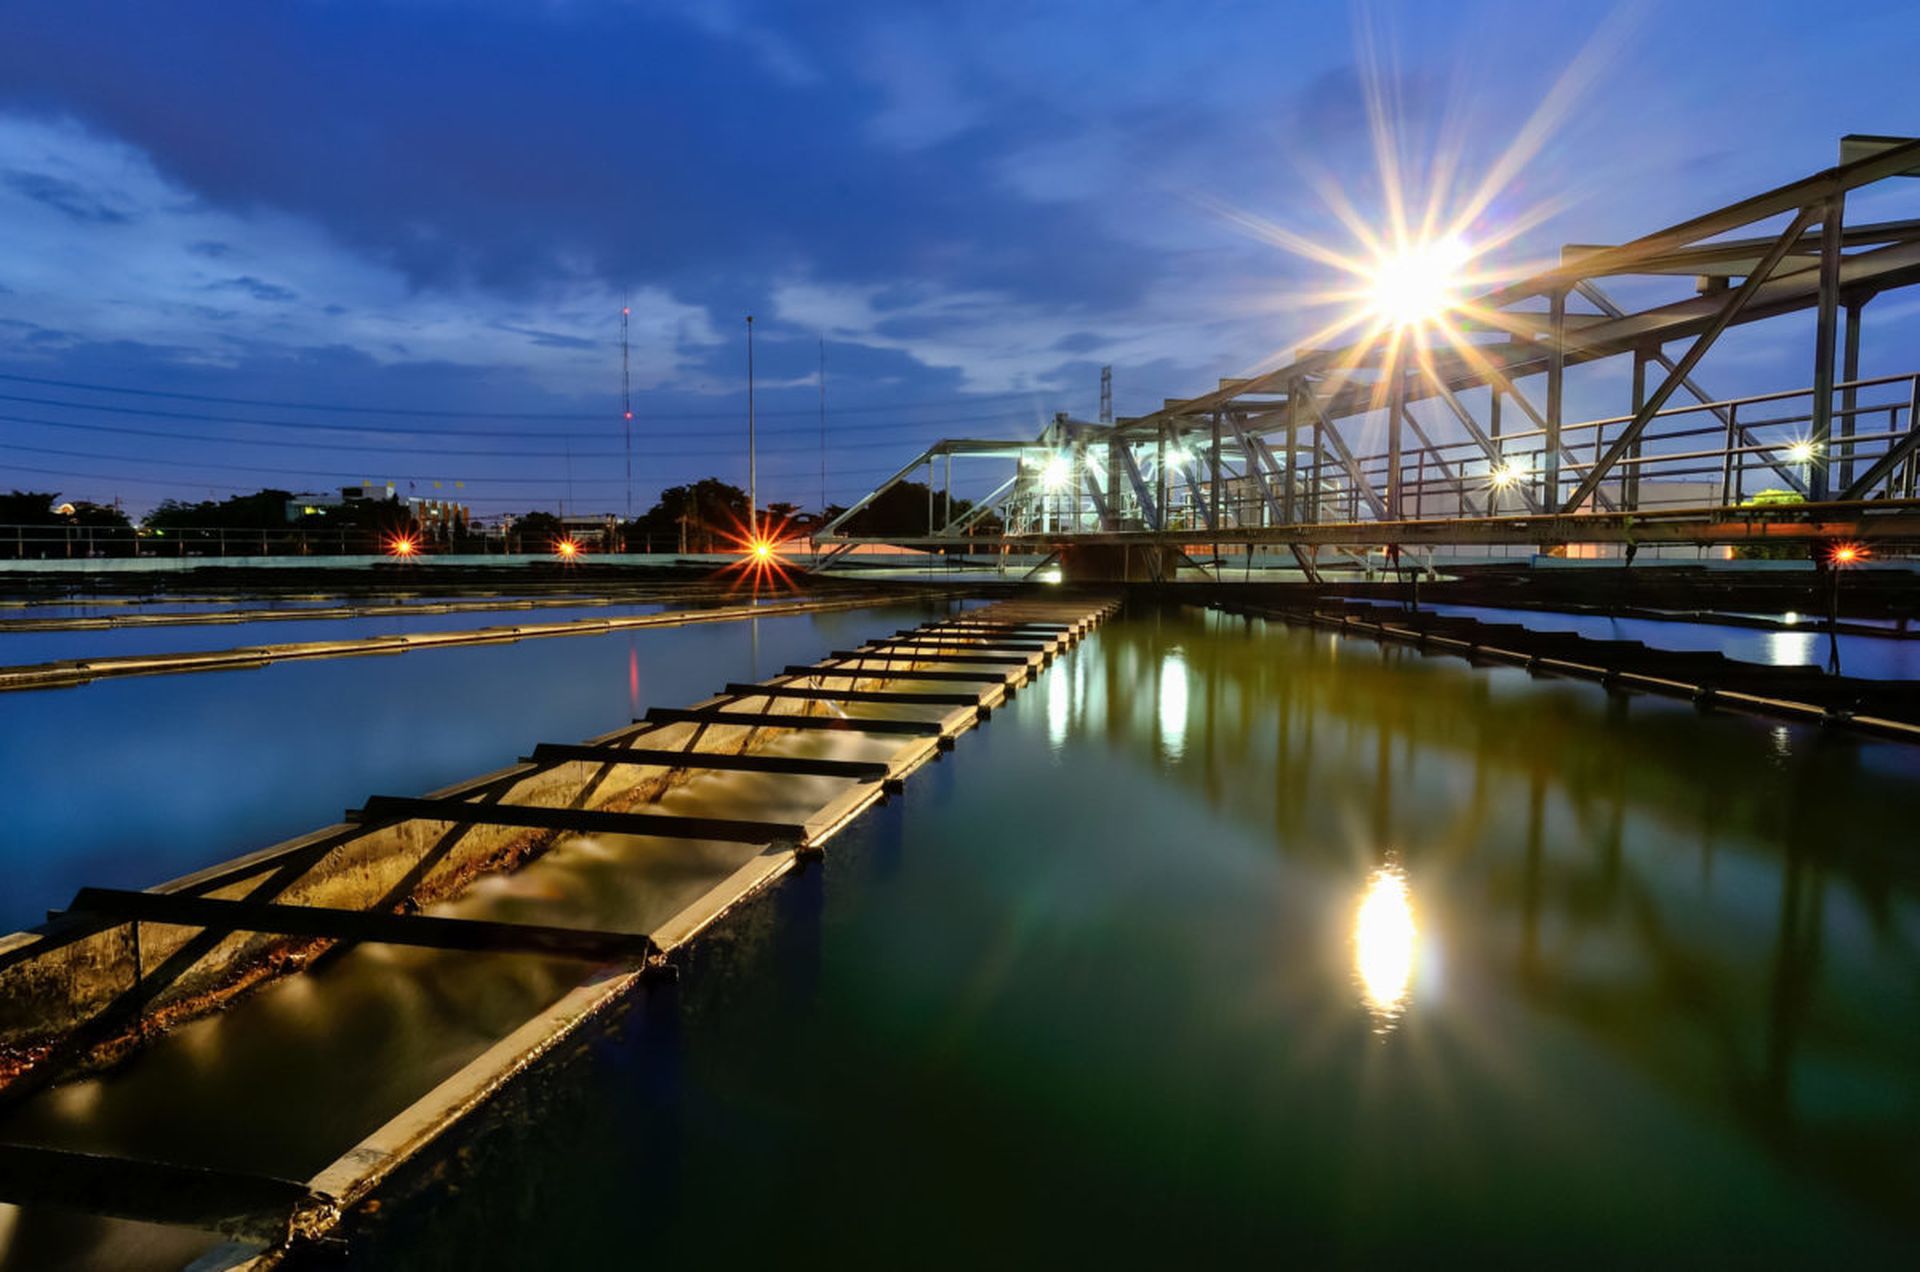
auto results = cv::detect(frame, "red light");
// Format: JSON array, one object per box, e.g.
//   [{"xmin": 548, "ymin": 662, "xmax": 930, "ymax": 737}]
[
  {"xmin": 622, "ymin": 307, "xmax": 630, "ymax": 316},
  {"xmin": 624, "ymin": 411, "xmax": 633, "ymax": 420},
  {"xmin": 1830, "ymin": 543, "xmax": 1867, "ymax": 566}
]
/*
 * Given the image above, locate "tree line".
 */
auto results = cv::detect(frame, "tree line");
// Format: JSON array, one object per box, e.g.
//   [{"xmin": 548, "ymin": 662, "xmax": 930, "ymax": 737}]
[{"xmin": 2, "ymin": 476, "xmax": 1000, "ymax": 557}]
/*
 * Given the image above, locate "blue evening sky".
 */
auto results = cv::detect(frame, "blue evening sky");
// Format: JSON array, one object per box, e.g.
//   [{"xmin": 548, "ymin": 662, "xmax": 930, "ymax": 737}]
[{"xmin": 0, "ymin": 0, "xmax": 1915, "ymax": 516}]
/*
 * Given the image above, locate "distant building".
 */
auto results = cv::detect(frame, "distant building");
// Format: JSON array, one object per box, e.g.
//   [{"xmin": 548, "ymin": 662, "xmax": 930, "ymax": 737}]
[
  {"xmin": 286, "ymin": 485, "xmax": 470, "ymax": 535},
  {"xmin": 559, "ymin": 514, "xmax": 619, "ymax": 547}
]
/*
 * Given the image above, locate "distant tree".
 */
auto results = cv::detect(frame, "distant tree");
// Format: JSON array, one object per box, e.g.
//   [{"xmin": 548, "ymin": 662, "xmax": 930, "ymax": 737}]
[
  {"xmin": 836, "ymin": 479, "xmax": 981, "ymax": 538},
  {"xmin": 0, "ymin": 491, "xmax": 63, "ymax": 525},
  {"xmin": 626, "ymin": 479, "xmax": 750, "ymax": 552},
  {"xmin": 145, "ymin": 489, "xmax": 298, "ymax": 530},
  {"xmin": 63, "ymin": 501, "xmax": 131, "ymax": 529},
  {"xmin": 511, "ymin": 510, "xmax": 565, "ymax": 552}
]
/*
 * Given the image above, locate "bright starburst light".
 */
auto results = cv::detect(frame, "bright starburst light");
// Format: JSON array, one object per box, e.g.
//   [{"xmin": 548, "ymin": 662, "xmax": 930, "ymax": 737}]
[
  {"xmin": 1191, "ymin": 9, "xmax": 1635, "ymax": 427},
  {"xmin": 1368, "ymin": 235, "xmax": 1472, "ymax": 327},
  {"xmin": 718, "ymin": 511, "xmax": 803, "ymax": 593}
]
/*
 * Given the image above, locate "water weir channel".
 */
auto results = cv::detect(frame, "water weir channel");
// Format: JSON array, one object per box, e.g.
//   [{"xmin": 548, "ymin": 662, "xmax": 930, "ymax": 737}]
[
  {"xmin": 2, "ymin": 599, "xmax": 1917, "ymax": 1267},
  {"xmin": 0, "ymin": 598, "xmax": 1113, "ymax": 1267}
]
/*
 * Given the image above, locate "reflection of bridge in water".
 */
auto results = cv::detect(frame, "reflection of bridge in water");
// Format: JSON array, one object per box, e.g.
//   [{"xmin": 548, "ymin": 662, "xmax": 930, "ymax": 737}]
[
  {"xmin": 1052, "ymin": 606, "xmax": 1920, "ymax": 1220},
  {"xmin": 827, "ymin": 137, "xmax": 1920, "ymax": 577}
]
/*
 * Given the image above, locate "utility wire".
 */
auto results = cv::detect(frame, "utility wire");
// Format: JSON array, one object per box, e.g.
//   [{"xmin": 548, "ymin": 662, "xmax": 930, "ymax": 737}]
[
  {"xmin": 0, "ymin": 391, "xmax": 1039, "ymax": 442},
  {"xmin": 0, "ymin": 370, "xmax": 1045, "ymax": 421}
]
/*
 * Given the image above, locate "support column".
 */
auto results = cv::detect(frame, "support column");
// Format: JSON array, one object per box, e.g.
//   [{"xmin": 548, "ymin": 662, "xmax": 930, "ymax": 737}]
[
  {"xmin": 1545, "ymin": 287, "xmax": 1566, "ymax": 508},
  {"xmin": 1840, "ymin": 297, "xmax": 1865, "ymax": 489},
  {"xmin": 1155, "ymin": 427, "xmax": 1169, "ymax": 529},
  {"xmin": 1629, "ymin": 349, "xmax": 1648, "ymax": 511},
  {"xmin": 1310, "ymin": 407, "xmax": 1323, "ymax": 524},
  {"xmin": 1283, "ymin": 386, "xmax": 1301, "ymax": 524},
  {"xmin": 1809, "ymin": 193, "xmax": 1845, "ymax": 502},
  {"xmin": 1209, "ymin": 411, "xmax": 1223, "ymax": 530},
  {"xmin": 1386, "ymin": 359, "xmax": 1405, "ymax": 521}
]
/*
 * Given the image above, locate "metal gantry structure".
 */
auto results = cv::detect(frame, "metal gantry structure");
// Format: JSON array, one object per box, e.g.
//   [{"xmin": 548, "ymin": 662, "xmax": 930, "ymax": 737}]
[{"xmin": 823, "ymin": 136, "xmax": 1920, "ymax": 575}]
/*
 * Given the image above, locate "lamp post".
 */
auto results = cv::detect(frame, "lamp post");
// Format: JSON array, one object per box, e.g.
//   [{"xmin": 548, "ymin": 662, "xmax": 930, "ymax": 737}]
[{"xmin": 746, "ymin": 314, "xmax": 757, "ymax": 538}]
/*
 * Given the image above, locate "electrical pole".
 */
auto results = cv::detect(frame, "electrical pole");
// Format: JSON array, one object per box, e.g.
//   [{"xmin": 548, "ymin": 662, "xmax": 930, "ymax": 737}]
[
  {"xmin": 819, "ymin": 336, "xmax": 828, "ymax": 517},
  {"xmin": 746, "ymin": 314, "xmax": 757, "ymax": 537},
  {"xmin": 1099, "ymin": 364, "xmax": 1113, "ymax": 424},
  {"xmin": 621, "ymin": 298, "xmax": 633, "ymax": 531}
]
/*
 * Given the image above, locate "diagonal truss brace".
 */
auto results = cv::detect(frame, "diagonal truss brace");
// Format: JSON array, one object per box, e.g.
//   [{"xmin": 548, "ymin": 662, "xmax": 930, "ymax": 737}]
[
  {"xmin": 1225, "ymin": 414, "xmax": 1286, "ymax": 523},
  {"xmin": 1167, "ymin": 422, "xmax": 1218, "ymax": 531},
  {"xmin": 938, "ymin": 474, "xmax": 1016, "ymax": 536},
  {"xmin": 1562, "ymin": 204, "xmax": 1821, "ymax": 512},
  {"xmin": 1414, "ymin": 350, "xmax": 1539, "ymax": 513},
  {"xmin": 1117, "ymin": 439, "xmax": 1162, "ymax": 529},
  {"xmin": 1400, "ymin": 409, "xmax": 1484, "ymax": 516},
  {"xmin": 1301, "ymin": 390, "xmax": 1389, "ymax": 520},
  {"xmin": 1576, "ymin": 280, "xmax": 1806, "ymax": 496}
]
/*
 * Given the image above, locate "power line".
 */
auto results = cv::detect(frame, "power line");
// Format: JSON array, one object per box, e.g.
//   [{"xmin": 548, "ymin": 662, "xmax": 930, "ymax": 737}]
[
  {"xmin": 0, "ymin": 370, "xmax": 1049, "ymax": 421},
  {"xmin": 0, "ymin": 390, "xmax": 1042, "ymax": 442}
]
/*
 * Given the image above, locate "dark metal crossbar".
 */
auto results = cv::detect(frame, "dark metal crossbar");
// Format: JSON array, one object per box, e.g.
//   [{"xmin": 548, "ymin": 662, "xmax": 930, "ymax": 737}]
[
  {"xmin": 0, "ymin": 1142, "xmax": 307, "ymax": 1242},
  {"xmin": 526, "ymin": 742, "xmax": 888, "ymax": 780},
  {"xmin": 60, "ymin": 886, "xmax": 663, "ymax": 962},
  {"xmin": 642, "ymin": 706, "xmax": 943, "ymax": 736},
  {"xmin": 728, "ymin": 682, "xmax": 980, "ymax": 706},
  {"xmin": 351, "ymin": 794, "xmax": 804, "ymax": 843},
  {"xmin": 783, "ymin": 663, "xmax": 1008, "ymax": 683},
  {"xmin": 830, "ymin": 649, "xmax": 1033, "ymax": 665}
]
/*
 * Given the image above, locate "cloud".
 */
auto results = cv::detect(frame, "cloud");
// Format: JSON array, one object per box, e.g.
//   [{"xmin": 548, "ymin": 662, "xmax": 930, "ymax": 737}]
[
  {"xmin": 859, "ymin": 18, "xmax": 983, "ymax": 150},
  {"xmin": 0, "ymin": 114, "xmax": 722, "ymax": 389},
  {"xmin": 209, "ymin": 275, "xmax": 299, "ymax": 303},
  {"xmin": 3, "ymin": 168, "xmax": 132, "ymax": 224},
  {"xmin": 771, "ymin": 273, "xmax": 1244, "ymax": 400}
]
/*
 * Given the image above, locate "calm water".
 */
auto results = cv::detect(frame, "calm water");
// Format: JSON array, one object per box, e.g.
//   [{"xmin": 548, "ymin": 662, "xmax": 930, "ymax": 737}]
[
  {"xmin": 0, "ymin": 601, "xmax": 945, "ymax": 933},
  {"xmin": 343, "ymin": 608, "xmax": 1920, "ymax": 1266},
  {"xmin": 3, "ymin": 605, "xmax": 1918, "ymax": 1267},
  {"xmin": 0, "ymin": 602, "xmax": 689, "ymax": 665}
]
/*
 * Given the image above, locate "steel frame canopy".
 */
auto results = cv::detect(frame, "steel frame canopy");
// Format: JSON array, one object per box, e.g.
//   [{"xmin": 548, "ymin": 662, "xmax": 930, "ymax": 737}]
[{"xmin": 826, "ymin": 135, "xmax": 1920, "ymax": 553}]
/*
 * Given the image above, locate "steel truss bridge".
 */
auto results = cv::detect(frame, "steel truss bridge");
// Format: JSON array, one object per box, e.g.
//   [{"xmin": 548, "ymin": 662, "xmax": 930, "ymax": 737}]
[{"xmin": 823, "ymin": 135, "xmax": 1920, "ymax": 579}]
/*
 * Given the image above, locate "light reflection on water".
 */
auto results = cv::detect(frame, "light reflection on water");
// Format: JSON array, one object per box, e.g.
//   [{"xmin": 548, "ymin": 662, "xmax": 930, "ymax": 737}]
[
  {"xmin": 1157, "ymin": 648, "xmax": 1188, "ymax": 760},
  {"xmin": 1354, "ymin": 862, "xmax": 1417, "ymax": 1031},
  {"xmin": 1047, "ymin": 649, "xmax": 1071, "ymax": 752},
  {"xmin": 1763, "ymin": 630, "xmax": 1819, "ymax": 666}
]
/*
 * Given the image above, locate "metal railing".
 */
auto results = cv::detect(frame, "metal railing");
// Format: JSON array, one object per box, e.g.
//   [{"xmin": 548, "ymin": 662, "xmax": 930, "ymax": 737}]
[{"xmin": 990, "ymin": 372, "xmax": 1920, "ymax": 536}]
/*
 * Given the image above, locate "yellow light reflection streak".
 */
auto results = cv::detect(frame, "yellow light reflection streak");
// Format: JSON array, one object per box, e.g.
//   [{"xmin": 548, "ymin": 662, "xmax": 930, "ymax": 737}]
[{"xmin": 1354, "ymin": 863, "xmax": 1416, "ymax": 1031}]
